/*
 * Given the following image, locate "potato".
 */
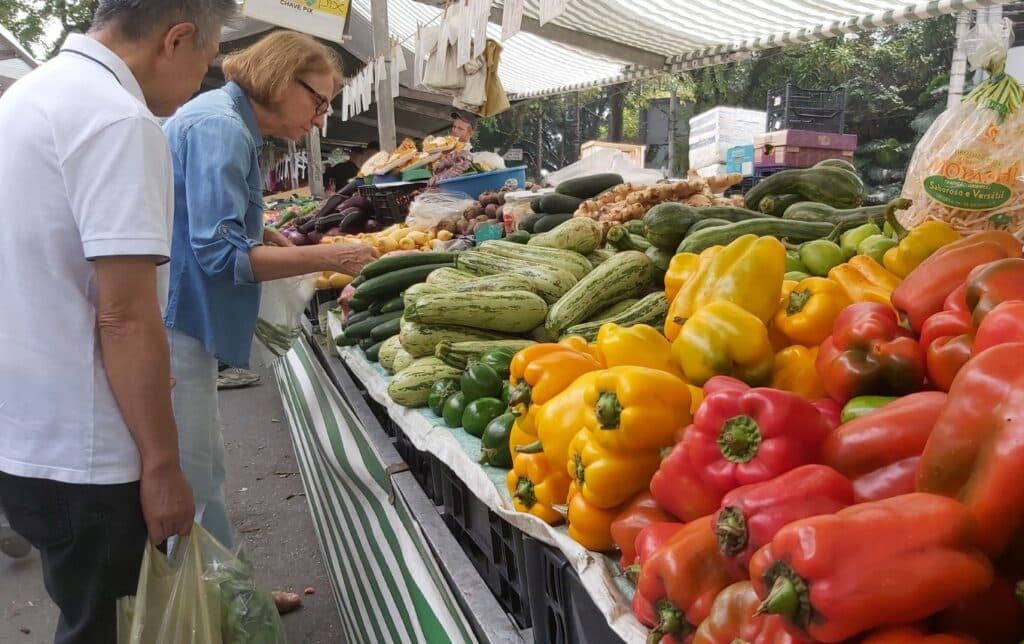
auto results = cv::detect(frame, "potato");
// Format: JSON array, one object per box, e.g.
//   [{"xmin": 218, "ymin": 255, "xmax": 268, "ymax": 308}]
[{"xmin": 484, "ymin": 203, "xmax": 498, "ymax": 218}]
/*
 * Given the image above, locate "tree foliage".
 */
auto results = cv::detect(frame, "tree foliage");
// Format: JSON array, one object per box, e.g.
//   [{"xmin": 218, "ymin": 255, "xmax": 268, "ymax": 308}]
[{"xmin": 1, "ymin": 0, "xmax": 97, "ymax": 59}]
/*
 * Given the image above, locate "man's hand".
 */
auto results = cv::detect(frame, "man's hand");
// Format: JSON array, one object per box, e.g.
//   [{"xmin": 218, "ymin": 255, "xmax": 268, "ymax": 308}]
[
  {"xmin": 140, "ymin": 463, "xmax": 195, "ymax": 543},
  {"xmin": 264, "ymin": 228, "xmax": 295, "ymax": 247}
]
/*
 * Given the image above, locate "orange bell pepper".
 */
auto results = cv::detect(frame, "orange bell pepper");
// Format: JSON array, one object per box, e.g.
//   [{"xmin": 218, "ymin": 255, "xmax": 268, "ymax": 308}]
[
  {"xmin": 506, "ymin": 450, "xmax": 571, "ymax": 525},
  {"xmin": 508, "ymin": 343, "xmax": 602, "ymax": 436},
  {"xmin": 769, "ymin": 345, "xmax": 825, "ymax": 400},
  {"xmin": 827, "ymin": 255, "xmax": 902, "ymax": 308},
  {"xmin": 773, "ymin": 277, "xmax": 851, "ymax": 346},
  {"xmin": 566, "ymin": 481, "xmax": 620, "ymax": 551}
]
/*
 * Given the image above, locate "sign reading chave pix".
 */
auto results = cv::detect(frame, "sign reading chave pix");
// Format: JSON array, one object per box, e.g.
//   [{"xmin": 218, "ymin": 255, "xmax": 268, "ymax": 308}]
[{"xmin": 242, "ymin": 0, "xmax": 350, "ymax": 43}]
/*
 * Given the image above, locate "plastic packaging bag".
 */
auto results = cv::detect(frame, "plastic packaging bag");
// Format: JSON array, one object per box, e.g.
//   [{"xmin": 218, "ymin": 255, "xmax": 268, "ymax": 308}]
[
  {"xmin": 252, "ymin": 275, "xmax": 316, "ymax": 366},
  {"xmin": 118, "ymin": 524, "xmax": 287, "ymax": 644},
  {"xmin": 899, "ymin": 19, "xmax": 1024, "ymax": 236},
  {"xmin": 544, "ymin": 147, "xmax": 663, "ymax": 187},
  {"xmin": 405, "ymin": 191, "xmax": 477, "ymax": 231}
]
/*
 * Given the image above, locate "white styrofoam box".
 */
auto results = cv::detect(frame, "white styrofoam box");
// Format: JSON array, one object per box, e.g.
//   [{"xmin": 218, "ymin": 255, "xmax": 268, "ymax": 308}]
[
  {"xmin": 695, "ymin": 163, "xmax": 728, "ymax": 178},
  {"xmin": 689, "ymin": 140, "xmax": 753, "ymax": 169},
  {"xmin": 741, "ymin": 161, "xmax": 754, "ymax": 177},
  {"xmin": 689, "ymin": 106, "xmax": 766, "ymax": 146}
]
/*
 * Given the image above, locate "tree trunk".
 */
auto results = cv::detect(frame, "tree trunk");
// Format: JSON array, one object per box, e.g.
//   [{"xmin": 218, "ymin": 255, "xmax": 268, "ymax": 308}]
[{"xmin": 608, "ymin": 83, "xmax": 626, "ymax": 142}]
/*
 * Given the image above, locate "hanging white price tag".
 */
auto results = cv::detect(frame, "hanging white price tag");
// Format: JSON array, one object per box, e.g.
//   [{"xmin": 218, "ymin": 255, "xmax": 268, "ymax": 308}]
[
  {"xmin": 340, "ymin": 86, "xmax": 350, "ymax": 121},
  {"xmin": 501, "ymin": 0, "xmax": 524, "ymax": 41},
  {"xmin": 414, "ymin": 26, "xmax": 425, "ymax": 87},
  {"xmin": 455, "ymin": 4, "xmax": 472, "ymax": 67},
  {"xmin": 391, "ymin": 44, "xmax": 406, "ymax": 97},
  {"xmin": 433, "ymin": 16, "xmax": 451, "ymax": 78},
  {"xmin": 472, "ymin": 0, "xmax": 490, "ymax": 60},
  {"xmin": 538, "ymin": 0, "xmax": 568, "ymax": 25},
  {"xmin": 375, "ymin": 56, "xmax": 388, "ymax": 99}
]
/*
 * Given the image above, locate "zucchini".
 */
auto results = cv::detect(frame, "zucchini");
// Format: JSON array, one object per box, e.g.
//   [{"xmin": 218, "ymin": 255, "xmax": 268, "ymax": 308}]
[
  {"xmin": 815, "ymin": 158, "xmax": 858, "ymax": 174},
  {"xmin": 345, "ymin": 310, "xmax": 404, "ymax": 339},
  {"xmin": 586, "ymin": 248, "xmax": 617, "ymax": 268},
  {"xmin": 782, "ymin": 202, "xmax": 890, "ymax": 234},
  {"xmin": 533, "ymin": 213, "xmax": 573, "ymax": 233},
  {"xmin": 529, "ymin": 324, "xmax": 559, "ymax": 342},
  {"xmin": 479, "ymin": 240, "xmax": 592, "ymax": 280},
  {"xmin": 354, "ymin": 263, "xmax": 454, "ymax": 301},
  {"xmin": 379, "ymin": 296, "xmax": 405, "ymax": 314},
  {"xmin": 435, "ymin": 339, "xmax": 537, "ymax": 369},
  {"xmin": 365, "ymin": 340, "xmax": 384, "ymax": 362},
  {"xmin": 392, "ymin": 347, "xmax": 416, "ymax": 373},
  {"xmin": 451, "ymin": 274, "xmax": 538, "ymax": 294},
  {"xmin": 533, "ymin": 193, "xmax": 583, "ymax": 215},
  {"xmin": 399, "ymin": 318, "xmax": 512, "ymax": 358},
  {"xmin": 517, "ymin": 212, "xmax": 545, "ymax": 233},
  {"xmin": 370, "ymin": 316, "xmax": 402, "ymax": 341},
  {"xmin": 687, "ymin": 218, "xmax": 732, "ymax": 235},
  {"xmin": 360, "ymin": 252, "xmax": 457, "ymax": 280},
  {"xmin": 545, "ymin": 251, "xmax": 653, "ymax": 336},
  {"xmin": 403, "ymin": 282, "xmax": 449, "ymax": 307},
  {"xmin": 426, "ymin": 267, "xmax": 476, "ymax": 287},
  {"xmin": 644, "ymin": 203, "xmax": 765, "ymax": 251},
  {"xmin": 405, "ymin": 290, "xmax": 548, "ymax": 333},
  {"xmin": 677, "ymin": 219, "xmax": 837, "ymax": 254},
  {"xmin": 744, "ymin": 167, "xmax": 864, "ymax": 211},
  {"xmin": 563, "ymin": 292, "xmax": 670, "ymax": 341},
  {"xmin": 586, "ymin": 298, "xmax": 640, "ymax": 323},
  {"xmin": 456, "ymin": 250, "xmax": 533, "ymax": 276},
  {"xmin": 606, "ymin": 226, "xmax": 650, "ymax": 252},
  {"xmin": 623, "ymin": 220, "xmax": 646, "ymax": 236},
  {"xmin": 387, "ymin": 357, "xmax": 463, "ymax": 407},
  {"xmin": 645, "ymin": 246, "xmax": 673, "ymax": 286},
  {"xmin": 556, "ymin": 173, "xmax": 624, "ymax": 199},
  {"xmin": 378, "ymin": 335, "xmax": 404, "ymax": 372},
  {"xmin": 505, "ymin": 230, "xmax": 531, "ymax": 244},
  {"xmin": 455, "ymin": 252, "xmax": 578, "ymax": 303},
  {"xmin": 758, "ymin": 194, "xmax": 802, "ymax": 217},
  {"xmin": 527, "ymin": 217, "xmax": 603, "ymax": 254}
]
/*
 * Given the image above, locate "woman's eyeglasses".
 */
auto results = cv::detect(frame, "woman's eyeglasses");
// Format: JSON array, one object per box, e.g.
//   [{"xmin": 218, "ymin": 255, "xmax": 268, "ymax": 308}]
[{"xmin": 297, "ymin": 79, "xmax": 330, "ymax": 116}]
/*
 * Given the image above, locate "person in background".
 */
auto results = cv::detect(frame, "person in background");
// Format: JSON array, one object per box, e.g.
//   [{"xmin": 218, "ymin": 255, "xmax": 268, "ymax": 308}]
[
  {"xmin": 0, "ymin": 1, "xmax": 237, "ymax": 641},
  {"xmin": 162, "ymin": 30, "xmax": 375, "ymax": 613},
  {"xmin": 451, "ymin": 108, "xmax": 479, "ymax": 147},
  {"xmin": 324, "ymin": 139, "xmax": 380, "ymax": 191}
]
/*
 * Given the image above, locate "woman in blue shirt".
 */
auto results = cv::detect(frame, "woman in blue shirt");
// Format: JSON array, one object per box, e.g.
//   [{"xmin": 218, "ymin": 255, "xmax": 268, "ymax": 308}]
[{"xmin": 162, "ymin": 31, "xmax": 373, "ymax": 610}]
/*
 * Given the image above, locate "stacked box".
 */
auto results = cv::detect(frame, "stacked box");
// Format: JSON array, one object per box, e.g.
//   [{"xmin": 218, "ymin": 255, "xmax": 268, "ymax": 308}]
[
  {"xmin": 754, "ymin": 129, "xmax": 857, "ymax": 169},
  {"xmin": 688, "ymin": 107, "xmax": 765, "ymax": 170}
]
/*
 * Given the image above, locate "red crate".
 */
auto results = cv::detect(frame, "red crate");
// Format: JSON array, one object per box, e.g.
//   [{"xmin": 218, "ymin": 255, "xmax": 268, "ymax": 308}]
[{"xmin": 754, "ymin": 129, "xmax": 857, "ymax": 168}]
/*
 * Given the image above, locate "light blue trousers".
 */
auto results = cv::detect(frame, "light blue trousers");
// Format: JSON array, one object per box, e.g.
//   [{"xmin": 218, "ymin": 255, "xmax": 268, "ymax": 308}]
[{"xmin": 168, "ymin": 328, "xmax": 234, "ymax": 549}]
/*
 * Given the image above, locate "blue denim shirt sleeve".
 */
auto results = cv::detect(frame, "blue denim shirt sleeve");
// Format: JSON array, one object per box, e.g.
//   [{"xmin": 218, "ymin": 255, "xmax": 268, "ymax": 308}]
[{"xmin": 182, "ymin": 115, "xmax": 260, "ymax": 285}]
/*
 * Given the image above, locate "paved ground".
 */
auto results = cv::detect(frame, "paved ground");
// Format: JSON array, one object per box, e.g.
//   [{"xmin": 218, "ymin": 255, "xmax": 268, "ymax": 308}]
[{"xmin": 0, "ymin": 370, "xmax": 343, "ymax": 643}]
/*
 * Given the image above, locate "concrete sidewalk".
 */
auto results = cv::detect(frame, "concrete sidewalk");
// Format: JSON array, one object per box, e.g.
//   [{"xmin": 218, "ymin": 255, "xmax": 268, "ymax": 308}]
[{"xmin": 0, "ymin": 369, "xmax": 342, "ymax": 643}]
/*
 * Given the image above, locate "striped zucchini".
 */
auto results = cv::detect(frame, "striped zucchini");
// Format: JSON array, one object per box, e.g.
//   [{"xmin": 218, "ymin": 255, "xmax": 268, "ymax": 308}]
[
  {"xmin": 399, "ymin": 318, "xmax": 511, "ymax": 358},
  {"xmin": 392, "ymin": 347, "xmax": 416, "ymax": 373},
  {"xmin": 450, "ymin": 274, "xmax": 538, "ymax": 294},
  {"xmin": 426, "ymin": 267, "xmax": 476, "ymax": 287},
  {"xmin": 545, "ymin": 251, "xmax": 653, "ymax": 336},
  {"xmin": 586, "ymin": 297, "xmax": 640, "ymax": 323},
  {"xmin": 563, "ymin": 292, "xmax": 670, "ymax": 341},
  {"xmin": 377, "ymin": 335, "xmax": 404, "ymax": 372},
  {"xmin": 435, "ymin": 339, "xmax": 537, "ymax": 369},
  {"xmin": 478, "ymin": 240, "xmax": 592, "ymax": 280},
  {"xmin": 402, "ymin": 282, "xmax": 449, "ymax": 308},
  {"xmin": 387, "ymin": 357, "xmax": 463, "ymax": 407},
  {"xmin": 405, "ymin": 290, "xmax": 548, "ymax": 333},
  {"xmin": 456, "ymin": 250, "xmax": 533, "ymax": 276},
  {"xmin": 455, "ymin": 252, "xmax": 577, "ymax": 303},
  {"xmin": 586, "ymin": 248, "xmax": 617, "ymax": 268}
]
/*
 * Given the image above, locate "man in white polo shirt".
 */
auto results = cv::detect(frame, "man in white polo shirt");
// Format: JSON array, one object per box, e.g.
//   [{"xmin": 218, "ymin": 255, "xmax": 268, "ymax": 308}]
[{"xmin": 0, "ymin": 2, "xmax": 237, "ymax": 642}]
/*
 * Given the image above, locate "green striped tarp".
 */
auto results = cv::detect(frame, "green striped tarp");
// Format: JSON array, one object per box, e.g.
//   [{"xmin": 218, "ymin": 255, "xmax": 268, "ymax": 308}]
[{"xmin": 273, "ymin": 338, "xmax": 478, "ymax": 644}]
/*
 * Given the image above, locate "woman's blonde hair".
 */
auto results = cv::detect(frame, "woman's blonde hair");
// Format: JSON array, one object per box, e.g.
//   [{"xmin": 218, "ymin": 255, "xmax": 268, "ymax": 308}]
[{"xmin": 223, "ymin": 31, "xmax": 344, "ymax": 106}]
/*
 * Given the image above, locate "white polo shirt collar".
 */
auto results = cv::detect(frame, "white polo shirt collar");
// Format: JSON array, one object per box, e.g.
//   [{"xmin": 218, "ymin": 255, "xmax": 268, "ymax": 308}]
[{"xmin": 60, "ymin": 33, "xmax": 147, "ymax": 107}]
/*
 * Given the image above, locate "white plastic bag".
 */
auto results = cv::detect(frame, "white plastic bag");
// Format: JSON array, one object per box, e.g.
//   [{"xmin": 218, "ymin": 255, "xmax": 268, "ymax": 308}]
[
  {"xmin": 544, "ymin": 148, "xmax": 662, "ymax": 187},
  {"xmin": 406, "ymin": 192, "xmax": 477, "ymax": 231},
  {"xmin": 252, "ymin": 275, "xmax": 316, "ymax": 366}
]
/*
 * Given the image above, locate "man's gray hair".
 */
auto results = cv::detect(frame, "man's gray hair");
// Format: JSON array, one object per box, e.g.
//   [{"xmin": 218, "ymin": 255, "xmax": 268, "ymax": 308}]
[{"xmin": 91, "ymin": 0, "xmax": 238, "ymax": 47}]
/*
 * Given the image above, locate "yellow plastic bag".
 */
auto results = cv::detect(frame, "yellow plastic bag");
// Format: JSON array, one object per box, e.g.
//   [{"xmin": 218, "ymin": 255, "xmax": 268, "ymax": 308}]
[{"xmin": 118, "ymin": 524, "xmax": 286, "ymax": 644}]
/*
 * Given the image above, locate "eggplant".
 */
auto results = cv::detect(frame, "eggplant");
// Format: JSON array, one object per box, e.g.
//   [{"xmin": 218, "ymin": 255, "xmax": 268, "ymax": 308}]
[
  {"xmin": 339, "ymin": 207, "xmax": 370, "ymax": 233},
  {"xmin": 307, "ymin": 230, "xmax": 324, "ymax": 244}
]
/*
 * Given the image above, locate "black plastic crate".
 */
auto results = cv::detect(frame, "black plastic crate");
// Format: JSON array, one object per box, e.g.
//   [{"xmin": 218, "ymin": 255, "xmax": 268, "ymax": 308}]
[
  {"xmin": 357, "ymin": 182, "xmax": 424, "ymax": 225},
  {"xmin": 523, "ymin": 536, "xmax": 622, "ymax": 644},
  {"xmin": 755, "ymin": 164, "xmax": 792, "ymax": 179},
  {"xmin": 438, "ymin": 465, "xmax": 531, "ymax": 628},
  {"xmin": 392, "ymin": 424, "xmax": 444, "ymax": 505},
  {"xmin": 725, "ymin": 175, "xmax": 758, "ymax": 197},
  {"xmin": 767, "ymin": 83, "xmax": 846, "ymax": 133}
]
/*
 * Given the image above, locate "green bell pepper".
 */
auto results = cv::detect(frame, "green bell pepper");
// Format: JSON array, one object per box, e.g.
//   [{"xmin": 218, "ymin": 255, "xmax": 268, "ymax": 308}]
[
  {"xmin": 442, "ymin": 392, "xmax": 467, "ymax": 428},
  {"xmin": 786, "ymin": 250, "xmax": 810, "ymax": 274},
  {"xmin": 427, "ymin": 378, "xmax": 460, "ymax": 416},
  {"xmin": 840, "ymin": 395, "xmax": 899, "ymax": 423},
  {"xmin": 479, "ymin": 412, "xmax": 515, "ymax": 468},
  {"xmin": 784, "ymin": 271, "xmax": 811, "ymax": 282},
  {"xmin": 840, "ymin": 223, "xmax": 882, "ymax": 259},
  {"xmin": 462, "ymin": 397, "xmax": 506, "ymax": 438},
  {"xmin": 460, "ymin": 362, "xmax": 503, "ymax": 402},
  {"xmin": 857, "ymin": 234, "xmax": 898, "ymax": 265},
  {"xmin": 478, "ymin": 348, "xmax": 516, "ymax": 380},
  {"xmin": 501, "ymin": 381, "xmax": 512, "ymax": 406},
  {"xmin": 799, "ymin": 240, "xmax": 847, "ymax": 277}
]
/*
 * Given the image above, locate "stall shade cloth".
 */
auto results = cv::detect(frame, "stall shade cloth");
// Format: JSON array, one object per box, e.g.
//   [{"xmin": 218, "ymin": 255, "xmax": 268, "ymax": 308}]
[{"xmin": 273, "ymin": 339, "xmax": 477, "ymax": 644}]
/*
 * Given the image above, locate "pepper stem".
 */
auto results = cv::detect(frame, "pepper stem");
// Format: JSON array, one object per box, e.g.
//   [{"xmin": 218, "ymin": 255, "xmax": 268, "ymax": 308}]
[
  {"xmin": 758, "ymin": 576, "xmax": 798, "ymax": 617},
  {"xmin": 786, "ymin": 288, "xmax": 813, "ymax": 315},
  {"xmin": 717, "ymin": 415, "xmax": 763, "ymax": 463},
  {"xmin": 596, "ymin": 391, "xmax": 622, "ymax": 429},
  {"xmin": 514, "ymin": 477, "xmax": 536, "ymax": 508},
  {"xmin": 646, "ymin": 601, "xmax": 687, "ymax": 644},
  {"xmin": 715, "ymin": 506, "xmax": 749, "ymax": 557},
  {"xmin": 624, "ymin": 564, "xmax": 641, "ymax": 583},
  {"xmin": 508, "ymin": 383, "xmax": 532, "ymax": 416},
  {"xmin": 573, "ymin": 453, "xmax": 585, "ymax": 485},
  {"xmin": 884, "ymin": 197, "xmax": 913, "ymax": 240},
  {"xmin": 515, "ymin": 440, "xmax": 543, "ymax": 454},
  {"xmin": 756, "ymin": 561, "xmax": 812, "ymax": 628}
]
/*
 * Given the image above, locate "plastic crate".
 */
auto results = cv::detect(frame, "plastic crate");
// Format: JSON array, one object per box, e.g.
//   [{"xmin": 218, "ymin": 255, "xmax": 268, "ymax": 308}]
[
  {"xmin": 755, "ymin": 164, "xmax": 792, "ymax": 180},
  {"xmin": 357, "ymin": 182, "xmax": 425, "ymax": 224},
  {"xmin": 766, "ymin": 83, "xmax": 846, "ymax": 133},
  {"xmin": 438, "ymin": 465, "xmax": 531, "ymax": 628},
  {"xmin": 724, "ymin": 175, "xmax": 758, "ymax": 197},
  {"xmin": 523, "ymin": 536, "xmax": 622, "ymax": 644},
  {"xmin": 392, "ymin": 424, "xmax": 444, "ymax": 505}
]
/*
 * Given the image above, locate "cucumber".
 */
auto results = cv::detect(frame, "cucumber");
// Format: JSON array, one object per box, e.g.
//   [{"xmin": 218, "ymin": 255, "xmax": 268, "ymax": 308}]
[
  {"xmin": 744, "ymin": 166, "xmax": 864, "ymax": 211},
  {"xmin": 426, "ymin": 267, "xmax": 475, "ymax": 287},
  {"xmin": 403, "ymin": 282, "xmax": 449, "ymax": 307},
  {"xmin": 450, "ymin": 274, "xmax": 538, "ymax": 294},
  {"xmin": 350, "ymin": 274, "xmax": 366, "ymax": 288},
  {"xmin": 334, "ymin": 332, "xmax": 358, "ymax": 347},
  {"xmin": 505, "ymin": 230, "xmax": 531, "ymax": 244},
  {"xmin": 782, "ymin": 202, "xmax": 890, "ymax": 232},
  {"xmin": 360, "ymin": 252, "xmax": 457, "ymax": 280},
  {"xmin": 527, "ymin": 217, "xmax": 603, "ymax": 254},
  {"xmin": 367, "ymin": 299, "xmax": 386, "ymax": 315},
  {"xmin": 677, "ymin": 219, "xmax": 837, "ymax": 254},
  {"xmin": 586, "ymin": 298, "xmax": 640, "ymax": 322},
  {"xmin": 517, "ymin": 212, "xmax": 545, "ymax": 233},
  {"xmin": 545, "ymin": 251, "xmax": 653, "ymax": 336},
  {"xmin": 644, "ymin": 203, "xmax": 765, "ymax": 250},
  {"xmin": 349, "ymin": 293, "xmax": 371, "ymax": 312},
  {"xmin": 365, "ymin": 340, "xmax": 384, "ymax": 362},
  {"xmin": 405, "ymin": 290, "xmax": 548, "ymax": 334},
  {"xmin": 345, "ymin": 310, "xmax": 404, "ymax": 339},
  {"xmin": 344, "ymin": 310, "xmax": 373, "ymax": 327},
  {"xmin": 533, "ymin": 214, "xmax": 573, "ymax": 233},
  {"xmin": 479, "ymin": 240, "xmax": 592, "ymax": 280},
  {"xmin": 354, "ymin": 263, "xmax": 454, "ymax": 301},
  {"xmin": 556, "ymin": 173, "xmax": 624, "ymax": 199},
  {"xmin": 758, "ymin": 194, "xmax": 803, "ymax": 217},
  {"xmin": 533, "ymin": 193, "xmax": 583, "ymax": 215},
  {"xmin": 378, "ymin": 335, "xmax": 404, "ymax": 372},
  {"xmin": 379, "ymin": 296, "xmax": 405, "ymax": 314},
  {"xmin": 370, "ymin": 316, "xmax": 402, "ymax": 341},
  {"xmin": 687, "ymin": 218, "xmax": 732, "ymax": 235},
  {"xmin": 399, "ymin": 318, "xmax": 512, "ymax": 358},
  {"xmin": 435, "ymin": 339, "xmax": 537, "ymax": 369},
  {"xmin": 563, "ymin": 292, "xmax": 670, "ymax": 341},
  {"xmin": 387, "ymin": 357, "xmax": 463, "ymax": 407},
  {"xmin": 358, "ymin": 336, "xmax": 377, "ymax": 351}
]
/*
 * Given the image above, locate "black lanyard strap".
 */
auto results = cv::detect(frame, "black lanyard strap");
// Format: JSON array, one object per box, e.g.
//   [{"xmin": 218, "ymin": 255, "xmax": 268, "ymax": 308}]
[{"xmin": 62, "ymin": 49, "xmax": 121, "ymax": 86}]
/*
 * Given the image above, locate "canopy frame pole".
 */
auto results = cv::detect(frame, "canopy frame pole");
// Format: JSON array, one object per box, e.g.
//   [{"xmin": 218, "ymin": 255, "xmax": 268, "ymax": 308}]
[{"xmin": 372, "ymin": 0, "xmax": 397, "ymax": 151}]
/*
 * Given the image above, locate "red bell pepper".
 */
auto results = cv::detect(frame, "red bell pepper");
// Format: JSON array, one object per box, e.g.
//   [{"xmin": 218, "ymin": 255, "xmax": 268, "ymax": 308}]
[
  {"xmin": 965, "ymin": 257, "xmax": 1024, "ymax": 327},
  {"xmin": 891, "ymin": 231, "xmax": 1022, "ymax": 333},
  {"xmin": 816, "ymin": 302, "xmax": 926, "ymax": 404},
  {"xmin": 610, "ymin": 492, "xmax": 677, "ymax": 569},
  {"xmin": 917, "ymin": 342, "xmax": 1024, "ymax": 556},
  {"xmin": 750, "ymin": 493, "xmax": 994, "ymax": 643},
  {"xmin": 860, "ymin": 626, "xmax": 980, "ymax": 644},
  {"xmin": 973, "ymin": 300, "xmax": 1024, "ymax": 355},
  {"xmin": 919, "ymin": 285, "xmax": 974, "ymax": 392},
  {"xmin": 809, "ymin": 398, "xmax": 841, "ymax": 430},
  {"xmin": 713, "ymin": 465, "xmax": 854, "ymax": 577},
  {"xmin": 630, "ymin": 521, "xmax": 693, "ymax": 642},
  {"xmin": 650, "ymin": 377, "xmax": 832, "ymax": 522},
  {"xmin": 931, "ymin": 576, "xmax": 1024, "ymax": 643},
  {"xmin": 822, "ymin": 391, "xmax": 945, "ymax": 503},
  {"xmin": 635, "ymin": 517, "xmax": 737, "ymax": 643},
  {"xmin": 691, "ymin": 581, "xmax": 810, "ymax": 644},
  {"xmin": 919, "ymin": 284, "xmax": 971, "ymax": 348}
]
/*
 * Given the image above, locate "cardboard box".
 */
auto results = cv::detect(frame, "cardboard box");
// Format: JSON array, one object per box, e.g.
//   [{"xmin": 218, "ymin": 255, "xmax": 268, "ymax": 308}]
[{"xmin": 753, "ymin": 129, "xmax": 857, "ymax": 168}]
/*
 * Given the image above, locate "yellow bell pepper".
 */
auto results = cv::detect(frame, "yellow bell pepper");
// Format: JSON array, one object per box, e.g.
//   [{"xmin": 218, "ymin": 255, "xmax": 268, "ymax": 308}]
[
  {"xmin": 579, "ymin": 366, "xmax": 692, "ymax": 452},
  {"xmin": 688, "ymin": 385, "xmax": 705, "ymax": 416},
  {"xmin": 508, "ymin": 344, "xmax": 602, "ymax": 436},
  {"xmin": 827, "ymin": 255, "xmax": 902, "ymax": 307},
  {"xmin": 672, "ymin": 300, "xmax": 775, "ymax": 386},
  {"xmin": 557, "ymin": 335, "xmax": 603, "ymax": 362},
  {"xmin": 594, "ymin": 323, "xmax": 685, "ymax": 378},
  {"xmin": 506, "ymin": 451, "xmax": 571, "ymax": 525},
  {"xmin": 773, "ymin": 277, "xmax": 852, "ymax": 346},
  {"xmin": 769, "ymin": 345, "xmax": 826, "ymax": 399},
  {"xmin": 567, "ymin": 430, "xmax": 662, "ymax": 509},
  {"xmin": 508, "ymin": 419, "xmax": 535, "ymax": 454},
  {"xmin": 663, "ymin": 246, "xmax": 725, "ymax": 340},
  {"xmin": 534, "ymin": 371, "xmax": 601, "ymax": 474},
  {"xmin": 883, "ymin": 219, "xmax": 960, "ymax": 278},
  {"xmin": 665, "ymin": 235, "xmax": 785, "ymax": 341},
  {"xmin": 566, "ymin": 482, "xmax": 621, "ymax": 552}
]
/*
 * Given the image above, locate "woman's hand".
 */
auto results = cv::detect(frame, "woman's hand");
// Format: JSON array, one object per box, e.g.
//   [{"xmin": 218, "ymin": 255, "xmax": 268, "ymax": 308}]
[
  {"xmin": 264, "ymin": 228, "xmax": 295, "ymax": 247},
  {"xmin": 319, "ymin": 242, "xmax": 377, "ymax": 276}
]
